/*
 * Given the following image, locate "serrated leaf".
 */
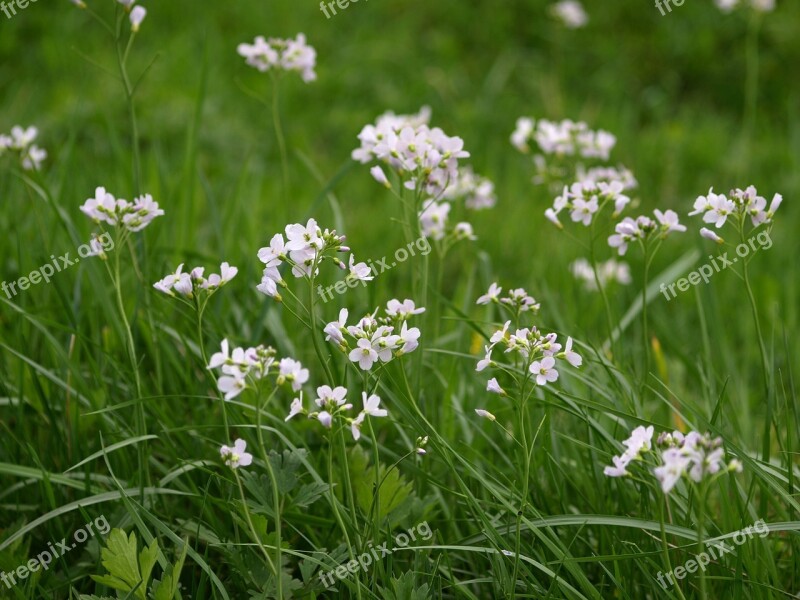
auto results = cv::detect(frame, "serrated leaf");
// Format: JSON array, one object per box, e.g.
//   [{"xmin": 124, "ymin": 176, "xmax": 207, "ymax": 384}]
[
  {"xmin": 348, "ymin": 446, "xmax": 413, "ymax": 523},
  {"xmin": 268, "ymin": 449, "xmax": 307, "ymax": 494},
  {"xmin": 96, "ymin": 529, "xmax": 143, "ymax": 596},
  {"xmin": 292, "ymin": 482, "xmax": 329, "ymax": 508}
]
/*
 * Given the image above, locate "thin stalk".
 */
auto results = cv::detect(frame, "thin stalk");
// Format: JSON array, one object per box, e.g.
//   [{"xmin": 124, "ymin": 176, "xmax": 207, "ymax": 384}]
[
  {"xmin": 234, "ymin": 470, "xmax": 277, "ymax": 576},
  {"xmin": 271, "ymin": 75, "xmax": 290, "ymax": 223},
  {"xmin": 255, "ymin": 386, "xmax": 283, "ymax": 600}
]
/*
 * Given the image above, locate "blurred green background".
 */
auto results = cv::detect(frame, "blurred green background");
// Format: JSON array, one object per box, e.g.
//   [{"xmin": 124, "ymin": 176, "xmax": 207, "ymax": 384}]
[{"xmin": 1, "ymin": 1, "xmax": 799, "ymax": 596}]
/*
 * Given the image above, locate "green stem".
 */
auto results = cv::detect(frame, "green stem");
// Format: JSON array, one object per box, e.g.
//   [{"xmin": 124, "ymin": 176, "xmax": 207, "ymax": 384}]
[
  {"xmin": 271, "ymin": 75, "xmax": 290, "ymax": 223},
  {"xmin": 255, "ymin": 386, "xmax": 283, "ymax": 600},
  {"xmin": 196, "ymin": 304, "xmax": 230, "ymax": 442},
  {"xmin": 234, "ymin": 470, "xmax": 277, "ymax": 576}
]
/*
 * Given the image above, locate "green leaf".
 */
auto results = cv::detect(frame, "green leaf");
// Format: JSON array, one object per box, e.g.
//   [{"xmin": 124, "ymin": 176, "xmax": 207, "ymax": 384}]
[
  {"xmin": 138, "ymin": 538, "xmax": 159, "ymax": 599},
  {"xmin": 292, "ymin": 482, "xmax": 329, "ymax": 508},
  {"xmin": 95, "ymin": 529, "xmax": 143, "ymax": 595},
  {"xmin": 268, "ymin": 449, "xmax": 307, "ymax": 494}
]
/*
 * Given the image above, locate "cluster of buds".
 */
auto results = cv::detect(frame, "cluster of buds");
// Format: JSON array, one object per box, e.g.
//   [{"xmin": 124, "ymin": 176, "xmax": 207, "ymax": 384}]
[
  {"xmin": 604, "ymin": 428, "xmax": 743, "ymax": 494},
  {"xmin": 0, "ymin": 125, "xmax": 47, "ymax": 171},
  {"xmin": 80, "ymin": 186, "xmax": 164, "ymax": 233},
  {"xmin": 237, "ymin": 33, "xmax": 317, "ymax": 82},
  {"xmin": 476, "ymin": 283, "xmax": 541, "ymax": 316},
  {"xmin": 608, "ymin": 209, "xmax": 686, "ymax": 256},
  {"xmin": 545, "ymin": 179, "xmax": 631, "ymax": 229},
  {"xmin": 285, "ymin": 387, "xmax": 387, "ymax": 442},
  {"xmin": 256, "ymin": 219, "xmax": 370, "ymax": 300},
  {"xmin": 323, "ymin": 300, "xmax": 424, "ymax": 371},
  {"xmin": 689, "ymin": 185, "xmax": 782, "ymax": 244},
  {"xmin": 353, "ymin": 107, "xmax": 470, "ymax": 199},
  {"xmin": 153, "ymin": 262, "xmax": 238, "ymax": 299},
  {"xmin": 207, "ymin": 339, "xmax": 309, "ymax": 401}
]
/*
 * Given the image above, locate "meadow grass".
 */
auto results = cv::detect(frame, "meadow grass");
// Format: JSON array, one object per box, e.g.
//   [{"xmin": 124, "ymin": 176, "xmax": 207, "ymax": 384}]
[{"xmin": 0, "ymin": 0, "xmax": 799, "ymax": 598}]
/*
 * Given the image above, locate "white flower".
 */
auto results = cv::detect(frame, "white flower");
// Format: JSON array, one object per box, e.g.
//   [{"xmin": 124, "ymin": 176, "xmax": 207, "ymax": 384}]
[
  {"xmin": 218, "ymin": 373, "xmax": 247, "ymax": 401},
  {"xmin": 350, "ymin": 413, "xmax": 365, "ymax": 441},
  {"xmin": 477, "ymin": 282, "xmax": 502, "ymax": 305},
  {"xmin": 419, "ymin": 199, "xmax": 450, "ymax": 240},
  {"xmin": 238, "ymin": 34, "xmax": 316, "ymax": 81},
  {"xmin": 511, "ymin": 117, "xmax": 535, "ymax": 152},
  {"xmin": 208, "ymin": 339, "xmax": 230, "ymax": 370},
  {"xmin": 317, "ymin": 411, "xmax": 333, "ymax": 428},
  {"xmin": 315, "ymin": 385, "xmax": 349, "ymax": 408},
  {"xmin": 654, "ymin": 209, "xmax": 687, "ymax": 234},
  {"xmin": 21, "ymin": 145, "xmax": 47, "ymax": 171},
  {"xmin": 348, "ymin": 255, "xmax": 374, "ymax": 282},
  {"xmin": 475, "ymin": 409, "xmax": 496, "ymax": 421},
  {"xmin": 654, "ymin": 448, "xmax": 690, "ymax": 493},
  {"xmin": 551, "ymin": 0, "xmax": 589, "ymax": 28},
  {"xmin": 562, "ymin": 337, "xmax": 582, "ymax": 367},
  {"xmin": 349, "ymin": 338, "xmax": 378, "ymax": 370},
  {"xmin": 286, "ymin": 395, "xmax": 305, "ymax": 421},
  {"xmin": 530, "ymin": 356, "xmax": 559, "ymax": 385},
  {"xmin": 476, "ymin": 346, "xmax": 493, "ymax": 372},
  {"xmin": 603, "ymin": 455, "xmax": 631, "ymax": 478},
  {"xmin": 699, "ymin": 227, "xmax": 724, "ymax": 244},
  {"xmin": 453, "ymin": 222, "xmax": 477, "ymax": 241},
  {"xmin": 202, "ymin": 262, "xmax": 238, "ymax": 289},
  {"xmin": 257, "ymin": 266, "xmax": 283, "ymax": 298},
  {"xmin": 129, "ymin": 6, "xmax": 146, "ymax": 31},
  {"xmin": 570, "ymin": 196, "xmax": 599, "ymax": 226},
  {"xmin": 386, "ymin": 298, "xmax": 425, "ymax": 318},
  {"xmin": 370, "ymin": 165, "xmax": 391, "ymax": 188},
  {"xmin": 361, "ymin": 392, "xmax": 387, "ymax": 417},
  {"xmin": 257, "ymin": 233, "xmax": 287, "ymax": 267},
  {"xmin": 220, "ymin": 439, "xmax": 253, "ymax": 469},
  {"xmin": 544, "ymin": 208, "xmax": 563, "ymax": 229},
  {"xmin": 324, "ymin": 308, "xmax": 349, "ymax": 344},
  {"xmin": 153, "ymin": 264, "xmax": 192, "ymax": 297},
  {"xmin": 486, "ymin": 378, "xmax": 506, "ymax": 396},
  {"xmin": 398, "ymin": 321, "xmax": 421, "ymax": 355},
  {"xmin": 278, "ymin": 358, "xmax": 309, "ymax": 391}
]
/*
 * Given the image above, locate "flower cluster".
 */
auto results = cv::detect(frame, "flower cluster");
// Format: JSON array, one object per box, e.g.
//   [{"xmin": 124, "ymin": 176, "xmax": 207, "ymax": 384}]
[
  {"xmin": 220, "ymin": 439, "xmax": 253, "ymax": 470},
  {"xmin": 440, "ymin": 166, "xmax": 497, "ymax": 210},
  {"xmin": 545, "ymin": 179, "xmax": 631, "ymax": 229},
  {"xmin": 688, "ymin": 185, "xmax": 782, "ymax": 243},
  {"xmin": 570, "ymin": 258, "xmax": 632, "ymax": 291},
  {"xmin": 285, "ymin": 387, "xmax": 387, "ymax": 442},
  {"xmin": 604, "ymin": 427, "xmax": 743, "ymax": 494},
  {"xmin": 715, "ymin": 0, "xmax": 774, "ymax": 12},
  {"xmin": 608, "ymin": 209, "xmax": 686, "ymax": 255},
  {"xmin": 324, "ymin": 300, "xmax": 424, "ymax": 371},
  {"xmin": 602, "ymin": 425, "xmax": 654, "ymax": 478},
  {"xmin": 256, "ymin": 219, "xmax": 366, "ymax": 299},
  {"xmin": 80, "ymin": 186, "xmax": 164, "ymax": 233},
  {"xmin": 237, "ymin": 34, "xmax": 317, "ymax": 82},
  {"xmin": 576, "ymin": 164, "xmax": 638, "ymax": 192},
  {"xmin": 0, "ymin": 125, "xmax": 47, "ymax": 171},
  {"xmin": 207, "ymin": 339, "xmax": 309, "ymax": 400},
  {"xmin": 352, "ymin": 107, "xmax": 470, "ymax": 198},
  {"xmin": 550, "ymin": 0, "xmax": 589, "ymax": 28},
  {"xmin": 475, "ymin": 319, "xmax": 582, "ymax": 388},
  {"xmin": 476, "ymin": 282, "xmax": 541, "ymax": 315},
  {"xmin": 511, "ymin": 117, "xmax": 616, "ymax": 161},
  {"xmin": 153, "ymin": 262, "xmax": 238, "ymax": 298}
]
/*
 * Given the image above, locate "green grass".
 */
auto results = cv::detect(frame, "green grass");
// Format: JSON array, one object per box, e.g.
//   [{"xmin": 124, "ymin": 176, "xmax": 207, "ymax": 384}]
[{"xmin": 1, "ymin": 0, "xmax": 799, "ymax": 598}]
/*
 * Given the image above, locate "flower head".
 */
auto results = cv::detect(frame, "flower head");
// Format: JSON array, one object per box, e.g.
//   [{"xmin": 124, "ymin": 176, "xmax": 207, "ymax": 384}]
[{"xmin": 220, "ymin": 439, "xmax": 253, "ymax": 469}]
